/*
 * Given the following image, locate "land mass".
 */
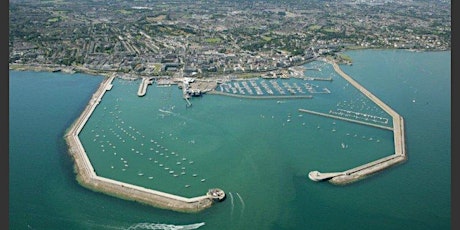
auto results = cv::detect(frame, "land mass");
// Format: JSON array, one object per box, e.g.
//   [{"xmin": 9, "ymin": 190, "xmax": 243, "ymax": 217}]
[{"xmin": 9, "ymin": 0, "xmax": 450, "ymax": 80}]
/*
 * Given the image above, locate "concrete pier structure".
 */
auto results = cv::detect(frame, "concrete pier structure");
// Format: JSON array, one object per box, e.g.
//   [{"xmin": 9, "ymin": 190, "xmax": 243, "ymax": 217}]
[
  {"xmin": 65, "ymin": 75, "xmax": 224, "ymax": 213},
  {"xmin": 307, "ymin": 58, "xmax": 407, "ymax": 185},
  {"xmin": 137, "ymin": 77, "xmax": 154, "ymax": 97}
]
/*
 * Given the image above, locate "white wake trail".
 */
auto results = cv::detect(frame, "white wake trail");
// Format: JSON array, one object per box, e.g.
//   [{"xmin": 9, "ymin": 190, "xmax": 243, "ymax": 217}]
[
  {"xmin": 229, "ymin": 192, "xmax": 235, "ymax": 218},
  {"xmin": 125, "ymin": 222, "xmax": 205, "ymax": 230},
  {"xmin": 236, "ymin": 192, "xmax": 245, "ymax": 215}
]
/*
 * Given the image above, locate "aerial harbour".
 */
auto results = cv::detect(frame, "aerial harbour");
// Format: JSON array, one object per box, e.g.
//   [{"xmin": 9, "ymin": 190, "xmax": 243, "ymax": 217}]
[
  {"xmin": 10, "ymin": 47, "xmax": 450, "ymax": 230},
  {"xmin": 63, "ymin": 53, "xmax": 407, "ymax": 213},
  {"xmin": 8, "ymin": 0, "xmax": 450, "ymax": 229}
]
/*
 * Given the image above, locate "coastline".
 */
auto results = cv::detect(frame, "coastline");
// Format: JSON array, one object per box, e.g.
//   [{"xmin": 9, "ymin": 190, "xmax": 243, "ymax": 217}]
[
  {"xmin": 9, "ymin": 63, "xmax": 114, "ymax": 78},
  {"xmin": 8, "ymin": 46, "xmax": 444, "ymax": 80}
]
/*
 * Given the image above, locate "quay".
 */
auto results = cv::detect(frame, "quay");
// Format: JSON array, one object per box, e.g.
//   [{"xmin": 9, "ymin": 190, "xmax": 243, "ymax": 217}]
[
  {"xmin": 137, "ymin": 77, "xmax": 154, "ymax": 97},
  {"xmin": 307, "ymin": 58, "xmax": 407, "ymax": 185},
  {"xmin": 64, "ymin": 75, "xmax": 225, "ymax": 213}
]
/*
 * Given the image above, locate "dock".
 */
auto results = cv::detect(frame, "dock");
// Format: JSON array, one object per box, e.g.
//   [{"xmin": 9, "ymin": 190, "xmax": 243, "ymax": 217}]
[
  {"xmin": 307, "ymin": 58, "xmax": 407, "ymax": 185},
  {"xmin": 64, "ymin": 75, "xmax": 224, "ymax": 213}
]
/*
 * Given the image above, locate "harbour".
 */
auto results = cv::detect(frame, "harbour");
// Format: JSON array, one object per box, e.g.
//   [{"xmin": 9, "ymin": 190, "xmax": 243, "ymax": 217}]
[
  {"xmin": 64, "ymin": 74, "xmax": 225, "ymax": 213},
  {"xmin": 9, "ymin": 49, "xmax": 451, "ymax": 229}
]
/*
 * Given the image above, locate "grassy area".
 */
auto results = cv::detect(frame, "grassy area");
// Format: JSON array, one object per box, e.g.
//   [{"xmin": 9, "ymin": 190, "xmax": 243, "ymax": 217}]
[
  {"xmin": 261, "ymin": 36, "xmax": 272, "ymax": 41},
  {"xmin": 237, "ymin": 73, "xmax": 260, "ymax": 79},
  {"xmin": 146, "ymin": 15, "xmax": 166, "ymax": 23},
  {"xmin": 327, "ymin": 53, "xmax": 353, "ymax": 64},
  {"xmin": 153, "ymin": 63, "xmax": 162, "ymax": 74},
  {"xmin": 204, "ymin": 37, "xmax": 222, "ymax": 43},
  {"xmin": 117, "ymin": 9, "xmax": 132, "ymax": 15},
  {"xmin": 337, "ymin": 53, "xmax": 353, "ymax": 63},
  {"xmin": 307, "ymin": 25, "xmax": 321, "ymax": 31},
  {"xmin": 47, "ymin": 17, "xmax": 60, "ymax": 23},
  {"xmin": 322, "ymin": 27, "xmax": 339, "ymax": 33}
]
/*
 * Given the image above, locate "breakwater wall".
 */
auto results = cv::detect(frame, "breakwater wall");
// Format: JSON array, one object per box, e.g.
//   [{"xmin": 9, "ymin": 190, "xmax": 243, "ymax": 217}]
[
  {"xmin": 64, "ymin": 75, "xmax": 223, "ymax": 213},
  {"xmin": 307, "ymin": 58, "xmax": 407, "ymax": 185}
]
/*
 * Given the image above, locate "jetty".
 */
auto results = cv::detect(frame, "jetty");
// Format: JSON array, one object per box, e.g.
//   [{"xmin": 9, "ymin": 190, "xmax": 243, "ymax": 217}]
[
  {"xmin": 306, "ymin": 58, "xmax": 407, "ymax": 185},
  {"xmin": 64, "ymin": 75, "xmax": 224, "ymax": 213},
  {"xmin": 137, "ymin": 77, "xmax": 154, "ymax": 97}
]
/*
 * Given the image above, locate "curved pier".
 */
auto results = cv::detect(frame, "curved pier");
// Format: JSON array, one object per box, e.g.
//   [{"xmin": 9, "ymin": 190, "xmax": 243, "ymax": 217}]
[
  {"xmin": 307, "ymin": 58, "xmax": 407, "ymax": 185},
  {"xmin": 64, "ymin": 75, "xmax": 224, "ymax": 213},
  {"xmin": 137, "ymin": 77, "xmax": 154, "ymax": 97}
]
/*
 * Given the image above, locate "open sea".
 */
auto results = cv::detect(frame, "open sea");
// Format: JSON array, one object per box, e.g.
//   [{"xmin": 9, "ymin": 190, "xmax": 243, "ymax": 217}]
[{"xmin": 9, "ymin": 49, "xmax": 451, "ymax": 230}]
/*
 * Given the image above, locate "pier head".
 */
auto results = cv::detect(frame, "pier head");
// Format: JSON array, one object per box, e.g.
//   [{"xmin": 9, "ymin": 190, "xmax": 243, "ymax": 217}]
[{"xmin": 207, "ymin": 188, "xmax": 226, "ymax": 202}]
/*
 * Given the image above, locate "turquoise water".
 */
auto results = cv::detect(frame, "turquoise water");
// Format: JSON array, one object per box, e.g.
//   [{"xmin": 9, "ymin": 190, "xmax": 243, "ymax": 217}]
[{"xmin": 9, "ymin": 49, "xmax": 450, "ymax": 230}]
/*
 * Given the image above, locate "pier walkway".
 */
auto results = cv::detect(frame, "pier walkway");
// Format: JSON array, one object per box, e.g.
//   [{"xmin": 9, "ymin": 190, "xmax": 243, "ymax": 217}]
[
  {"xmin": 65, "ymin": 75, "xmax": 224, "ymax": 213},
  {"xmin": 307, "ymin": 58, "xmax": 407, "ymax": 185}
]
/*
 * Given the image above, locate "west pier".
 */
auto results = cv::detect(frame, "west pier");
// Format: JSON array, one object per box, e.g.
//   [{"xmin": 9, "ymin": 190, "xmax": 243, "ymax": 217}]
[{"xmin": 64, "ymin": 74, "xmax": 224, "ymax": 213}]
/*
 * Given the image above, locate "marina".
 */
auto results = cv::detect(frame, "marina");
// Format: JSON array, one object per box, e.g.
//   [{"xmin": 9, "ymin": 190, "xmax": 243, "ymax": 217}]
[{"xmin": 209, "ymin": 77, "xmax": 331, "ymax": 100}]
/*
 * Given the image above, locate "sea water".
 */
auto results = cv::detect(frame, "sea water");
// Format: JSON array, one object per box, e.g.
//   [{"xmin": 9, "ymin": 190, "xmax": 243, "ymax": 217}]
[{"xmin": 9, "ymin": 49, "xmax": 450, "ymax": 230}]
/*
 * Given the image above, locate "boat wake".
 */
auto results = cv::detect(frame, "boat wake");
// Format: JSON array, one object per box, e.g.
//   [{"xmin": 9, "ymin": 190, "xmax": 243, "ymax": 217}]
[
  {"xmin": 158, "ymin": 109, "xmax": 174, "ymax": 115},
  {"xmin": 228, "ymin": 192, "xmax": 235, "ymax": 218},
  {"xmin": 236, "ymin": 192, "xmax": 245, "ymax": 216},
  {"xmin": 125, "ymin": 222, "xmax": 205, "ymax": 230}
]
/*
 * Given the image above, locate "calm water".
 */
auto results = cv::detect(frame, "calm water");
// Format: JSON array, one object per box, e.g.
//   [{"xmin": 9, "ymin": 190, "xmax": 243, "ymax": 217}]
[{"xmin": 9, "ymin": 49, "xmax": 450, "ymax": 230}]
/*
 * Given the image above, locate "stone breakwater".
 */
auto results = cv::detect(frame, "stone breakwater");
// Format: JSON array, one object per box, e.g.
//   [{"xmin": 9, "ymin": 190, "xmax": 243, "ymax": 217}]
[
  {"xmin": 64, "ymin": 75, "xmax": 224, "ymax": 213},
  {"xmin": 307, "ymin": 58, "xmax": 407, "ymax": 185}
]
